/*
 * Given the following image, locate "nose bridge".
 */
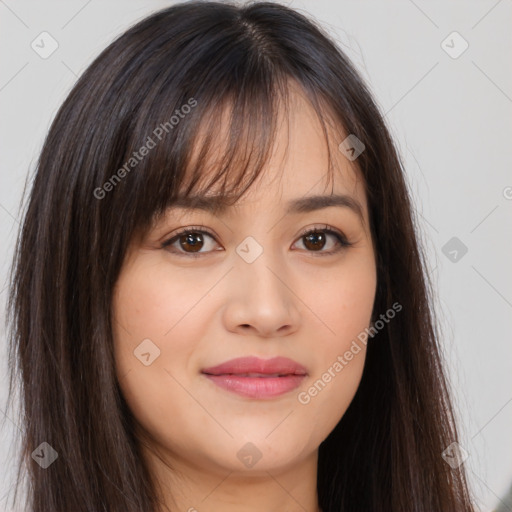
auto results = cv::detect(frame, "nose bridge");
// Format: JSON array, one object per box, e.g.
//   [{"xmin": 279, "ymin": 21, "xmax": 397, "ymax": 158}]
[
  {"xmin": 223, "ymin": 232, "xmax": 301, "ymax": 336},
  {"xmin": 235, "ymin": 233, "xmax": 286, "ymax": 301}
]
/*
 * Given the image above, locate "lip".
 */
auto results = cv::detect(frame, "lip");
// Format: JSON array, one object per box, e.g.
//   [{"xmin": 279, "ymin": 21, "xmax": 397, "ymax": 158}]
[{"xmin": 202, "ymin": 356, "xmax": 307, "ymax": 399}]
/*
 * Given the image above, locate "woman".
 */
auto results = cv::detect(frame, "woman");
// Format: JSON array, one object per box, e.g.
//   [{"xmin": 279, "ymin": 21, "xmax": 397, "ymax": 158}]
[{"xmin": 6, "ymin": 1, "xmax": 475, "ymax": 510}]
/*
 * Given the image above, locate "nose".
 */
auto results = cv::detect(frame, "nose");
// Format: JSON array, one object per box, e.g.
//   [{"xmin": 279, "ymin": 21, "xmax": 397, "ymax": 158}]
[{"xmin": 222, "ymin": 251, "xmax": 302, "ymax": 339}]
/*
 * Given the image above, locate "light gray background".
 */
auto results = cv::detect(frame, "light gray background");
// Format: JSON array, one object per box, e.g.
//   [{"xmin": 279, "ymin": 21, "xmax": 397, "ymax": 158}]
[{"xmin": 1, "ymin": 1, "xmax": 511, "ymax": 510}]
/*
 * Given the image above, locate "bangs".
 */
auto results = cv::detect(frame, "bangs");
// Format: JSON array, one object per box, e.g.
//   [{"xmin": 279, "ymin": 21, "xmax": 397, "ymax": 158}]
[
  {"xmin": 106, "ymin": 69, "xmax": 340, "ymax": 240},
  {"xmin": 122, "ymin": 78, "xmax": 340, "ymax": 240}
]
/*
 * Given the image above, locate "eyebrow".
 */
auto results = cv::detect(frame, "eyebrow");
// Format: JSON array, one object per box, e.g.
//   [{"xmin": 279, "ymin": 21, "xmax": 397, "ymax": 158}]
[{"xmin": 169, "ymin": 193, "xmax": 365, "ymax": 223}]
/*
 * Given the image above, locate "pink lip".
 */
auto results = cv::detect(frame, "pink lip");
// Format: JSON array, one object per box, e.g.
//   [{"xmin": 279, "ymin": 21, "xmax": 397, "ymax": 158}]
[{"xmin": 202, "ymin": 356, "xmax": 307, "ymax": 399}]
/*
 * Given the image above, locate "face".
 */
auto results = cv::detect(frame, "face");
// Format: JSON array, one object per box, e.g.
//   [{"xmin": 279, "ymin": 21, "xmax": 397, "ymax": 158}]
[{"xmin": 112, "ymin": 86, "xmax": 377, "ymax": 481}]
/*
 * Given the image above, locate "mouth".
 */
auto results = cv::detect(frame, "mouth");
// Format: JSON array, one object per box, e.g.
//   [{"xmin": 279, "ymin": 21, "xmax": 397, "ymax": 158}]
[
  {"xmin": 201, "ymin": 356, "xmax": 307, "ymax": 399},
  {"xmin": 211, "ymin": 372, "xmax": 300, "ymax": 377}
]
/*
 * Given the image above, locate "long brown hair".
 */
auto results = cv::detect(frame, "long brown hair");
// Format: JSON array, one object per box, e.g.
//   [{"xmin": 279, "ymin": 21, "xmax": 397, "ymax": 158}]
[{"xmin": 6, "ymin": 1, "xmax": 475, "ymax": 510}]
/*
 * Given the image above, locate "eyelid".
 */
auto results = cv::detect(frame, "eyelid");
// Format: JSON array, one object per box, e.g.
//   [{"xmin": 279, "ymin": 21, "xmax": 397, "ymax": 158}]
[{"xmin": 161, "ymin": 224, "xmax": 215, "ymax": 243}]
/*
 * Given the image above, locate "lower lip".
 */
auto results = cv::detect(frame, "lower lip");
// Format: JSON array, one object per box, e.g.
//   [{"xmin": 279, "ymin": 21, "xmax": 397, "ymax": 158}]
[{"xmin": 203, "ymin": 374, "xmax": 306, "ymax": 398}]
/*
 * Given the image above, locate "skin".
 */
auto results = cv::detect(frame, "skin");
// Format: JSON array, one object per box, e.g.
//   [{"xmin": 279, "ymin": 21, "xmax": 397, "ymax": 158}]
[{"xmin": 112, "ymin": 84, "xmax": 377, "ymax": 512}]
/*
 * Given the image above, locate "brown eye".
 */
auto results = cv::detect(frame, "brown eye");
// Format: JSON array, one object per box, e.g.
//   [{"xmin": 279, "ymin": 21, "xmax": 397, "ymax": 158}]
[
  {"xmin": 303, "ymin": 231, "xmax": 327, "ymax": 251},
  {"xmin": 294, "ymin": 226, "xmax": 352, "ymax": 256},
  {"xmin": 162, "ymin": 227, "xmax": 219, "ymax": 257},
  {"xmin": 179, "ymin": 232, "xmax": 204, "ymax": 253}
]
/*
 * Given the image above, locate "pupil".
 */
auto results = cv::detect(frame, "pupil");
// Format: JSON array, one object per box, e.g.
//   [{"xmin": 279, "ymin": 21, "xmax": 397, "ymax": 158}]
[
  {"xmin": 305, "ymin": 232, "xmax": 325, "ymax": 251},
  {"xmin": 181, "ymin": 232, "xmax": 203, "ymax": 252}
]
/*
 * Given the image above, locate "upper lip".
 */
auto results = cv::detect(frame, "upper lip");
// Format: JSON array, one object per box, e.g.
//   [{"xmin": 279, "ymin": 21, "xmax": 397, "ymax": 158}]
[{"xmin": 202, "ymin": 356, "xmax": 307, "ymax": 376}]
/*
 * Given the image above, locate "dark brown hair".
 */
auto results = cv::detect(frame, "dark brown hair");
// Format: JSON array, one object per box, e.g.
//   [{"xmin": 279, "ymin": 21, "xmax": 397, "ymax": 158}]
[{"xmin": 6, "ymin": 1, "xmax": 475, "ymax": 510}]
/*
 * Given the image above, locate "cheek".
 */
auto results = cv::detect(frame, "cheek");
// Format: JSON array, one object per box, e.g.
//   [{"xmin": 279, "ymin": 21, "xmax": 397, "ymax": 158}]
[
  {"xmin": 296, "ymin": 252, "xmax": 376, "ymax": 413},
  {"xmin": 111, "ymin": 258, "xmax": 218, "ymax": 361},
  {"xmin": 110, "ymin": 262, "xmax": 198, "ymax": 406},
  {"xmin": 112, "ymin": 263, "xmax": 195, "ymax": 337},
  {"xmin": 304, "ymin": 250, "xmax": 377, "ymax": 348},
  {"xmin": 111, "ymin": 263, "xmax": 213, "ymax": 455}
]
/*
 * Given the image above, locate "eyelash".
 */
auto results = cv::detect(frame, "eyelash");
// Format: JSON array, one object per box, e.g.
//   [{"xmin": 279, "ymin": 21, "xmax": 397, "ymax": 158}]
[{"xmin": 161, "ymin": 224, "xmax": 353, "ymax": 258}]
